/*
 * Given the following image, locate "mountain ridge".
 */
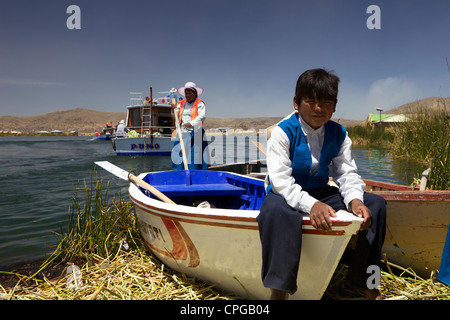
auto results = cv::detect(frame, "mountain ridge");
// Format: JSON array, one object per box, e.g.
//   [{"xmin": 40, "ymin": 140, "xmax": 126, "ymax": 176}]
[{"xmin": 1, "ymin": 97, "xmax": 448, "ymax": 133}]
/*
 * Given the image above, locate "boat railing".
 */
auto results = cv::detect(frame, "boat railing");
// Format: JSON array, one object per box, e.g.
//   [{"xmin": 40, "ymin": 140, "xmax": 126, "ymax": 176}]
[
  {"xmin": 127, "ymin": 125, "xmax": 174, "ymax": 137},
  {"xmin": 129, "ymin": 92, "xmax": 144, "ymax": 106}
]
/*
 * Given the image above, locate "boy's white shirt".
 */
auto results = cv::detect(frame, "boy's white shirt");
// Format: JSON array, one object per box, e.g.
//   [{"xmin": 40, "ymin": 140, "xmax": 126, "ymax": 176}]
[{"xmin": 266, "ymin": 112, "xmax": 365, "ymax": 214}]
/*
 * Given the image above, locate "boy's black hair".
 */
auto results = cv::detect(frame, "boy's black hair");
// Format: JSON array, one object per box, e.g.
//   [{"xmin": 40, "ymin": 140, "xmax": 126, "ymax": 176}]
[{"xmin": 295, "ymin": 68, "xmax": 340, "ymax": 106}]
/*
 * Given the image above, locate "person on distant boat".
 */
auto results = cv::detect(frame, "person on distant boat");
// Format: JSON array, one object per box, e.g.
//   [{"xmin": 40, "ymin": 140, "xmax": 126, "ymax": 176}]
[
  {"xmin": 115, "ymin": 120, "xmax": 129, "ymax": 138},
  {"xmin": 257, "ymin": 69, "xmax": 386, "ymax": 300},
  {"xmin": 171, "ymin": 81, "xmax": 209, "ymax": 170},
  {"xmin": 107, "ymin": 121, "xmax": 115, "ymax": 134}
]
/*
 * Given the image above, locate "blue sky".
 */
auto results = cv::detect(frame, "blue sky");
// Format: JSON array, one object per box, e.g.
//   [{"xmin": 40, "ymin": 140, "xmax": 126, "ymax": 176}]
[{"xmin": 1, "ymin": 0, "xmax": 450, "ymax": 120}]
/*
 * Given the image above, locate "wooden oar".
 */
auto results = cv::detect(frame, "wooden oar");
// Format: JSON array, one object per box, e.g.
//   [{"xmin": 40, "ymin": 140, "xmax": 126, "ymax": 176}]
[
  {"xmin": 172, "ymin": 98, "xmax": 189, "ymax": 170},
  {"xmin": 251, "ymin": 140, "xmax": 267, "ymax": 155},
  {"xmin": 94, "ymin": 161, "xmax": 175, "ymax": 204}
]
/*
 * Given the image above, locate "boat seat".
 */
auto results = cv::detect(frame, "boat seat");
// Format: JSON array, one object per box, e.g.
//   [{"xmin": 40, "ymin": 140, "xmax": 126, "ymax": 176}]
[{"xmin": 149, "ymin": 183, "xmax": 247, "ymax": 197}]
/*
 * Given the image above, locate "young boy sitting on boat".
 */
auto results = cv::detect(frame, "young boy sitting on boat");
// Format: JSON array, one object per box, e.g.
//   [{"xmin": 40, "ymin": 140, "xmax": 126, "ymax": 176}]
[{"xmin": 256, "ymin": 68, "xmax": 386, "ymax": 300}]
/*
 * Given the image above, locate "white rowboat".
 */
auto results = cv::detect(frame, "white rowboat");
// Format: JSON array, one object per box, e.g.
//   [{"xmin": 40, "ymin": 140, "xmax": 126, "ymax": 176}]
[{"xmin": 127, "ymin": 169, "xmax": 363, "ymax": 299}]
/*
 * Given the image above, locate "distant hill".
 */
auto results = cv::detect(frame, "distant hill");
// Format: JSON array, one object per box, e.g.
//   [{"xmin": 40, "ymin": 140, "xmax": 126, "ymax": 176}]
[
  {"xmin": 1, "ymin": 97, "xmax": 447, "ymax": 133},
  {"xmin": 0, "ymin": 108, "xmax": 126, "ymax": 133},
  {"xmin": 384, "ymin": 96, "xmax": 450, "ymax": 115},
  {"xmin": 204, "ymin": 117, "xmax": 282, "ymax": 131},
  {"xmin": 0, "ymin": 110, "xmax": 360, "ymax": 134},
  {"xmin": 205, "ymin": 117, "xmax": 363, "ymax": 130}
]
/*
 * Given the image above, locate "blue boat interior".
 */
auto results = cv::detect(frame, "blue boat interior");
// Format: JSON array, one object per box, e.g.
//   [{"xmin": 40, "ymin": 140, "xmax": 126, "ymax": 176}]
[{"xmin": 139, "ymin": 170, "xmax": 266, "ymax": 210}]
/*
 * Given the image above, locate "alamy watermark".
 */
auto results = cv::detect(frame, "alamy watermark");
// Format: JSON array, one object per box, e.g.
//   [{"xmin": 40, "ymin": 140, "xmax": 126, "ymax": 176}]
[
  {"xmin": 67, "ymin": 5, "xmax": 381, "ymax": 31},
  {"xmin": 367, "ymin": 5, "xmax": 381, "ymax": 30},
  {"xmin": 366, "ymin": 265, "xmax": 381, "ymax": 289},
  {"xmin": 66, "ymin": 5, "xmax": 81, "ymax": 30},
  {"xmin": 171, "ymin": 130, "xmax": 267, "ymax": 167}
]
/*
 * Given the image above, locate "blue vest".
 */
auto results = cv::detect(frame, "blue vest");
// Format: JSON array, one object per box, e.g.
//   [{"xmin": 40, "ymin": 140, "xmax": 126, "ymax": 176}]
[{"xmin": 267, "ymin": 112, "xmax": 347, "ymax": 192}]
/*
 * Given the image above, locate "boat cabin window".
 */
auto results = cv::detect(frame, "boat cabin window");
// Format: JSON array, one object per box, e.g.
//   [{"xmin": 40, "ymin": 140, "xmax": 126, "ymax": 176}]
[
  {"xmin": 158, "ymin": 110, "xmax": 173, "ymax": 134},
  {"xmin": 129, "ymin": 108, "xmax": 141, "ymax": 130}
]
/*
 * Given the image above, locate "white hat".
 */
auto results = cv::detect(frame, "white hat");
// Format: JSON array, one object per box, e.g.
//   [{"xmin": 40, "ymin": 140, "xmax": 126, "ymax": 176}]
[
  {"xmin": 119, "ymin": 120, "xmax": 125, "ymax": 124},
  {"xmin": 177, "ymin": 81, "xmax": 203, "ymax": 97}
]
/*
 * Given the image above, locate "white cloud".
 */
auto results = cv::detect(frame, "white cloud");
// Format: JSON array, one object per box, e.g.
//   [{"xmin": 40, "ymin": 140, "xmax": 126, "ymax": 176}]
[
  {"xmin": 336, "ymin": 77, "xmax": 423, "ymax": 120},
  {"xmin": 366, "ymin": 77, "xmax": 421, "ymax": 111}
]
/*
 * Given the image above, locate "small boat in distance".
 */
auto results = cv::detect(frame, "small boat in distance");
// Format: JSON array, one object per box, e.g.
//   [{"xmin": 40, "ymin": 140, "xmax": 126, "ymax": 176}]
[
  {"xmin": 93, "ymin": 132, "xmax": 114, "ymax": 141},
  {"xmin": 93, "ymin": 123, "xmax": 115, "ymax": 140},
  {"xmin": 128, "ymin": 169, "xmax": 363, "ymax": 300},
  {"xmin": 112, "ymin": 88, "xmax": 176, "ymax": 155}
]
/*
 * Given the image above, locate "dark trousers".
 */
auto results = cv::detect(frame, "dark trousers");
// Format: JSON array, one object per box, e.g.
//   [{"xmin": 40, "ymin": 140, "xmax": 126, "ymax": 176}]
[{"xmin": 256, "ymin": 187, "xmax": 386, "ymax": 294}]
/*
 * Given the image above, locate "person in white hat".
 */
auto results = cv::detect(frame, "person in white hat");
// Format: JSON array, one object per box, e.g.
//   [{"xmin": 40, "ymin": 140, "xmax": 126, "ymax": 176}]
[
  {"xmin": 171, "ymin": 81, "xmax": 209, "ymax": 169},
  {"xmin": 115, "ymin": 119, "xmax": 129, "ymax": 138}
]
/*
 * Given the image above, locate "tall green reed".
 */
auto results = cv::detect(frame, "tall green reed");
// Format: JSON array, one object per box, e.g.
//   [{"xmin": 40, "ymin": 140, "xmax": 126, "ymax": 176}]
[
  {"xmin": 390, "ymin": 106, "xmax": 449, "ymax": 190},
  {"xmin": 347, "ymin": 125, "xmax": 394, "ymax": 145},
  {"xmin": 58, "ymin": 172, "xmax": 142, "ymax": 263},
  {"xmin": 346, "ymin": 105, "xmax": 449, "ymax": 189}
]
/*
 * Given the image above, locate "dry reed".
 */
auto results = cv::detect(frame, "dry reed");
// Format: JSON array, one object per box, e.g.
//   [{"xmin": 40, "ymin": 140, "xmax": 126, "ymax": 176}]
[
  {"xmin": 2, "ymin": 245, "xmax": 449, "ymax": 300},
  {"xmin": 0, "ymin": 247, "xmax": 237, "ymax": 300},
  {"xmin": 323, "ymin": 256, "xmax": 450, "ymax": 300}
]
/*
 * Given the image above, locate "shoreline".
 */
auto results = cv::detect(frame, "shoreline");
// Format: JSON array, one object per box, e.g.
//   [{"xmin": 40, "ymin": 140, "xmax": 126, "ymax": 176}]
[
  {"xmin": 0, "ymin": 256, "xmax": 66, "ymax": 289},
  {"xmin": 0, "ymin": 131, "xmax": 265, "ymax": 137},
  {"xmin": 0, "ymin": 132, "xmax": 90, "ymax": 137}
]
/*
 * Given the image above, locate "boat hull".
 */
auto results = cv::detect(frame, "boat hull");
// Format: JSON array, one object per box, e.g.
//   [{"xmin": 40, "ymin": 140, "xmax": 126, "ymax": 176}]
[
  {"xmin": 93, "ymin": 134, "xmax": 113, "ymax": 141},
  {"xmin": 113, "ymin": 136, "xmax": 172, "ymax": 156},
  {"xmin": 129, "ymin": 170, "xmax": 363, "ymax": 299},
  {"xmin": 364, "ymin": 180, "xmax": 450, "ymax": 277}
]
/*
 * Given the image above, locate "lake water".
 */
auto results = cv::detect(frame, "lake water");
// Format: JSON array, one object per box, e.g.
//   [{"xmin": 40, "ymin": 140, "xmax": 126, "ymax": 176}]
[{"xmin": 0, "ymin": 135, "xmax": 425, "ymax": 268}]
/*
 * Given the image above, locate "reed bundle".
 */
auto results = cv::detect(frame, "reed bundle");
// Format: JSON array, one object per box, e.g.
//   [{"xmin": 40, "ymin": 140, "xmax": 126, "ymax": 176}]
[
  {"xmin": 379, "ymin": 256, "xmax": 450, "ymax": 300},
  {"xmin": 0, "ymin": 248, "xmax": 236, "ymax": 300},
  {"xmin": 323, "ymin": 257, "xmax": 450, "ymax": 300},
  {"xmin": 2, "ymin": 245, "xmax": 449, "ymax": 300}
]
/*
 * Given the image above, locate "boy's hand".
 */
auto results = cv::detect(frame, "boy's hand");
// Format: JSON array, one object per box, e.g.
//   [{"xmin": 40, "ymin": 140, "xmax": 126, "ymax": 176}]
[
  {"xmin": 351, "ymin": 199, "xmax": 372, "ymax": 230},
  {"xmin": 310, "ymin": 202, "xmax": 337, "ymax": 230}
]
